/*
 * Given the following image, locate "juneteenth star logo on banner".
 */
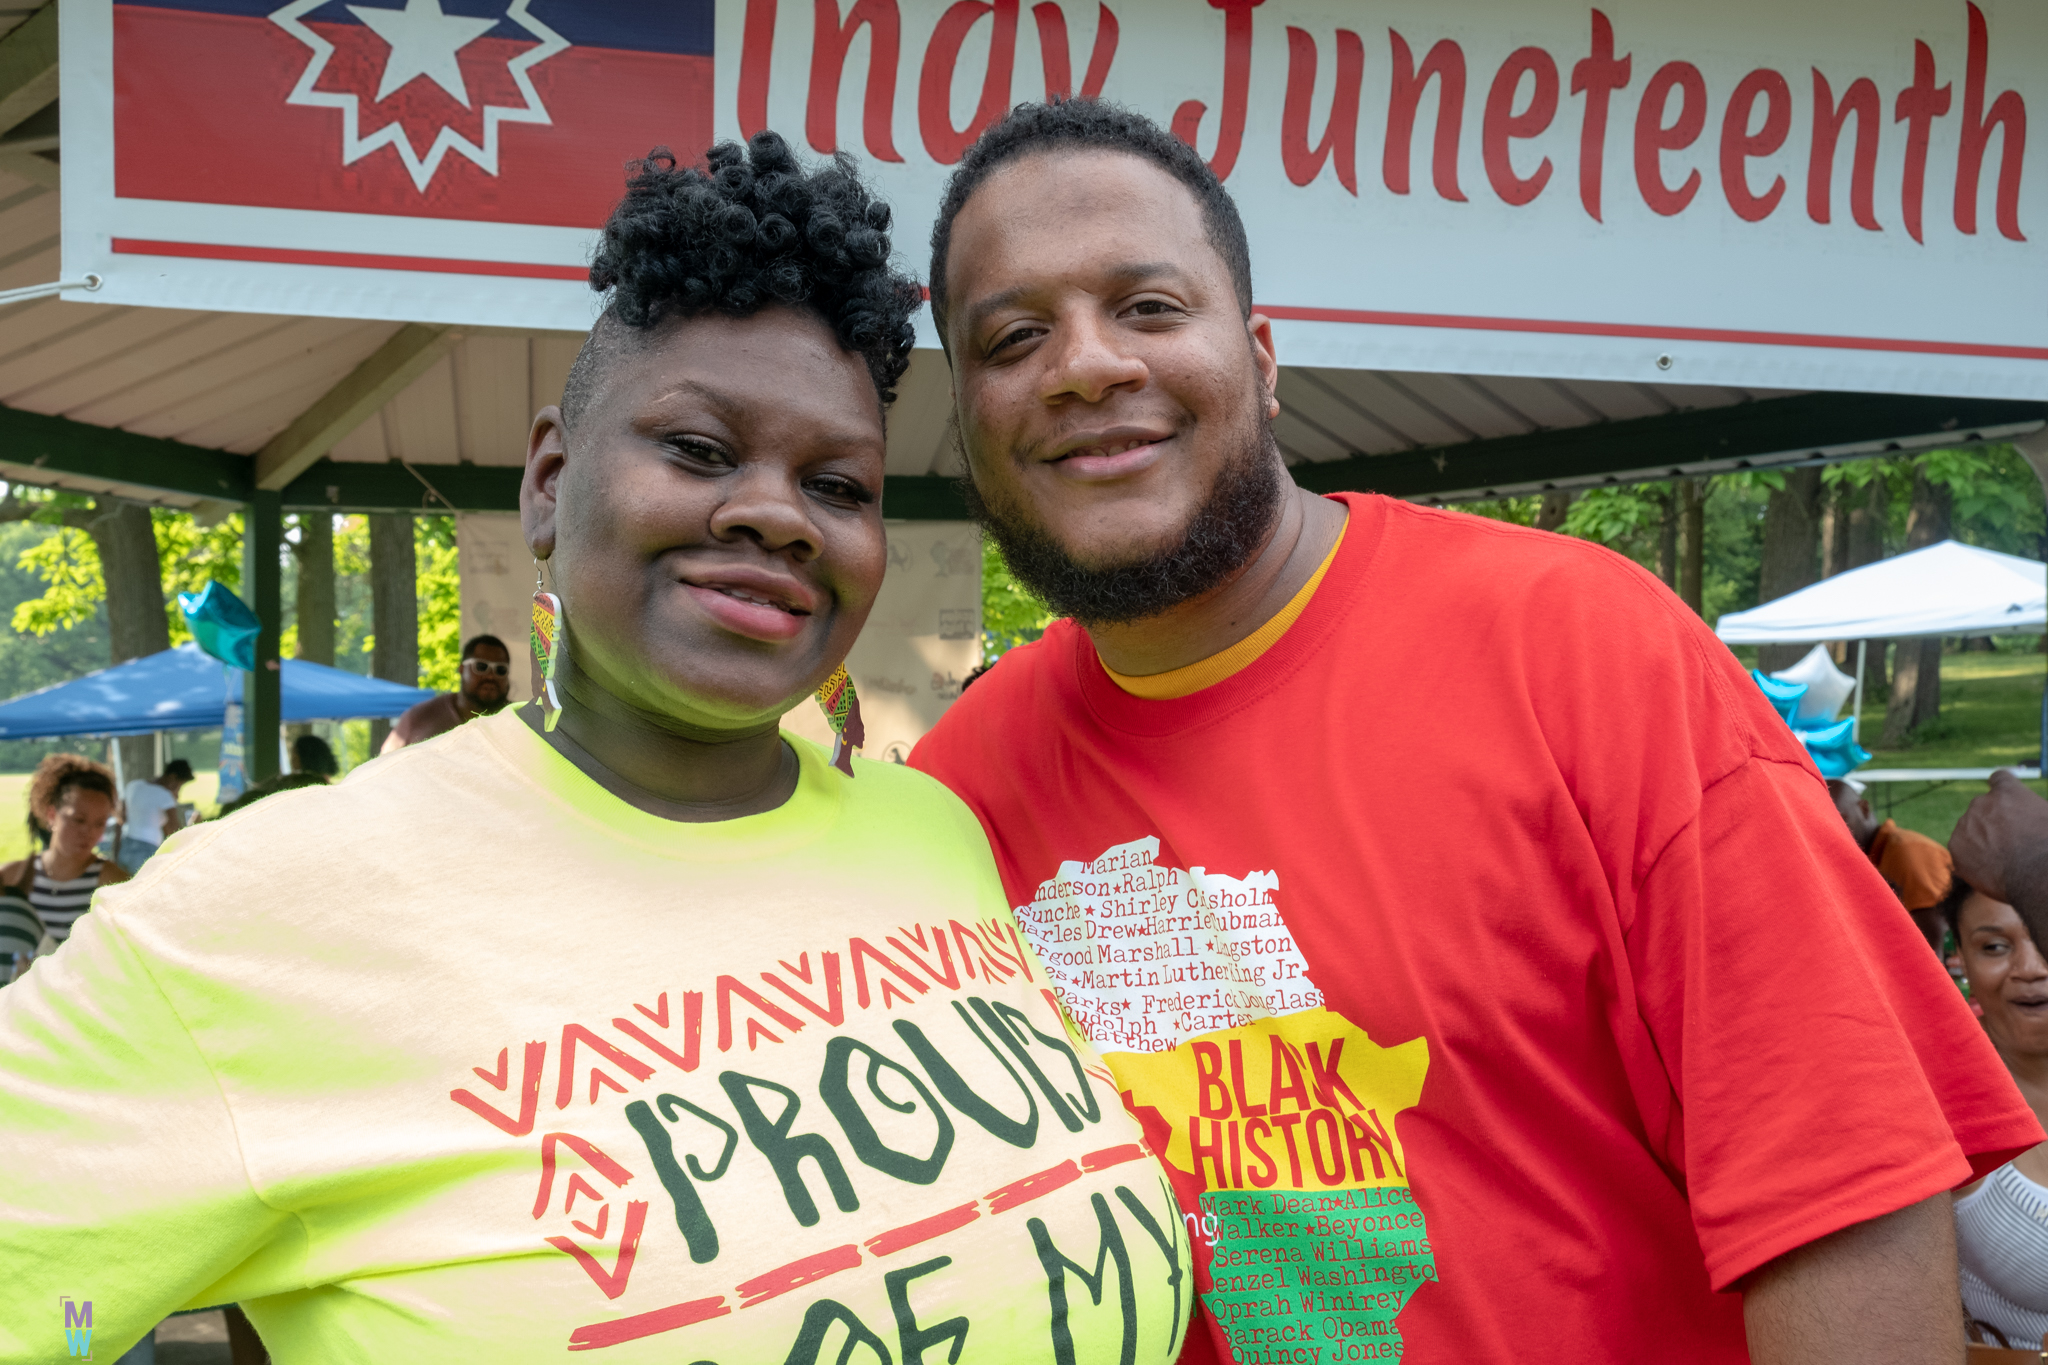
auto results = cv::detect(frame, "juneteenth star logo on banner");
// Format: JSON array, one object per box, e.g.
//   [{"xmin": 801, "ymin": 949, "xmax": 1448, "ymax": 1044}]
[{"xmin": 270, "ymin": 0, "xmax": 568, "ymax": 191}]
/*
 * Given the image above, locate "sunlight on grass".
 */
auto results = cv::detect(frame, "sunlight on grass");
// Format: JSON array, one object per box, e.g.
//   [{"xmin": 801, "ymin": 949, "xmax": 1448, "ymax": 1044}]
[{"xmin": 1851, "ymin": 650, "xmax": 2046, "ymax": 841}]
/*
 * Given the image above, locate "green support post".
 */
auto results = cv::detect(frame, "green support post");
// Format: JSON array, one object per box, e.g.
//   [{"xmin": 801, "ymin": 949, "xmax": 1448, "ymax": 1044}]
[{"xmin": 242, "ymin": 490, "xmax": 283, "ymax": 784}]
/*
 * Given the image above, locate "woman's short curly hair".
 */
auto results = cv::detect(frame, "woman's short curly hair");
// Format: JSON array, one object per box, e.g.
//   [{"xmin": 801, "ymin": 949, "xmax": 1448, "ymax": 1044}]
[
  {"xmin": 565, "ymin": 132, "xmax": 923, "ymax": 421},
  {"xmin": 26, "ymin": 752, "xmax": 116, "ymax": 842}
]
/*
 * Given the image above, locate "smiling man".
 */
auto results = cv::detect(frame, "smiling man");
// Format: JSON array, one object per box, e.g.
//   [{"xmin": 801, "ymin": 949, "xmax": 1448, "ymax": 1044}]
[
  {"xmin": 910, "ymin": 101, "xmax": 2041, "ymax": 1365},
  {"xmin": 382, "ymin": 633, "xmax": 514, "ymax": 752}
]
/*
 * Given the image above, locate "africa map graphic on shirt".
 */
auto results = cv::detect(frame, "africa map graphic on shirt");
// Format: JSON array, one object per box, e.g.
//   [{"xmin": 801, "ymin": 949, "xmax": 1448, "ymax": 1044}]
[{"xmin": 1017, "ymin": 838, "xmax": 1436, "ymax": 1362}]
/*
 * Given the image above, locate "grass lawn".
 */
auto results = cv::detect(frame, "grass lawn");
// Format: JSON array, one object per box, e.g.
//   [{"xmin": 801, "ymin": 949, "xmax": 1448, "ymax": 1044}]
[{"xmin": 1849, "ymin": 649, "xmax": 2048, "ymax": 843}]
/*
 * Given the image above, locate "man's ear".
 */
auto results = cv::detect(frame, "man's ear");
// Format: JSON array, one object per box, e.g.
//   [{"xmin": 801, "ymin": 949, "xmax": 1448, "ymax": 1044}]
[
  {"xmin": 1859, "ymin": 799, "xmax": 1873, "ymax": 820},
  {"xmin": 523, "ymin": 405, "xmax": 567, "ymax": 561},
  {"xmin": 1247, "ymin": 312, "xmax": 1280, "ymax": 420}
]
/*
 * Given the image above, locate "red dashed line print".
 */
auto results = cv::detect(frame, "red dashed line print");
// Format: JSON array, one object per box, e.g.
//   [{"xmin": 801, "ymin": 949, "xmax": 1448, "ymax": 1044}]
[{"xmin": 565, "ymin": 1143, "xmax": 1153, "ymax": 1349}]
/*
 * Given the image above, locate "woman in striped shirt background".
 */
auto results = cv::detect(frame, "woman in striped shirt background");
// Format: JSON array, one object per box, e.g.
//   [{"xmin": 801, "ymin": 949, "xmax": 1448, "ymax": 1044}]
[{"xmin": 0, "ymin": 754, "xmax": 129, "ymax": 971}]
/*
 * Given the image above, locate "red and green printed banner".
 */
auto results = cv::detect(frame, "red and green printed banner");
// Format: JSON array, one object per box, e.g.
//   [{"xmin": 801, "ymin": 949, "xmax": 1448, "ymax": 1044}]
[{"xmin": 64, "ymin": 0, "xmax": 2048, "ymax": 395}]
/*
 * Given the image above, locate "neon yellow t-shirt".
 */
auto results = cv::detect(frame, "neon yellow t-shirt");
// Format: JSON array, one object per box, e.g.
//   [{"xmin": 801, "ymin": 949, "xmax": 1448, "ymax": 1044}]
[{"xmin": 0, "ymin": 711, "xmax": 1191, "ymax": 1362}]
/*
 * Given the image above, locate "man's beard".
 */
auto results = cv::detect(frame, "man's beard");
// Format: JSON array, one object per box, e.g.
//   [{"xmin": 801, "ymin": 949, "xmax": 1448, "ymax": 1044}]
[
  {"xmin": 960, "ymin": 409, "xmax": 1287, "ymax": 628},
  {"xmin": 463, "ymin": 687, "xmax": 509, "ymax": 716}
]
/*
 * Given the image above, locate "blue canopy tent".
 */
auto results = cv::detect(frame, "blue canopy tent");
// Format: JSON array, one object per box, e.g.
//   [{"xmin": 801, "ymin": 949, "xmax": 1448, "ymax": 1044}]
[{"xmin": 0, "ymin": 644, "xmax": 434, "ymax": 739}]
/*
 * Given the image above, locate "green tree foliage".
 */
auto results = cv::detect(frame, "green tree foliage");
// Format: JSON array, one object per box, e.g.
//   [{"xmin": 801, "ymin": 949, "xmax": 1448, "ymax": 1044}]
[
  {"xmin": 10, "ymin": 504, "xmax": 245, "ymax": 645},
  {"xmin": 11, "ymin": 528, "xmax": 102, "ymax": 636},
  {"xmin": 320, "ymin": 514, "xmax": 458, "ymax": 688},
  {"xmin": 154, "ymin": 509, "xmax": 245, "ymax": 644},
  {"xmin": 1456, "ymin": 445, "xmax": 2041, "ymax": 631},
  {"xmin": 333, "ymin": 514, "xmax": 373, "ymax": 672},
  {"xmin": 980, "ymin": 537, "xmax": 1055, "ymax": 663},
  {"xmin": 0, "ymin": 522, "xmax": 112, "ymax": 771},
  {"xmin": 416, "ymin": 516, "xmax": 461, "ymax": 691}
]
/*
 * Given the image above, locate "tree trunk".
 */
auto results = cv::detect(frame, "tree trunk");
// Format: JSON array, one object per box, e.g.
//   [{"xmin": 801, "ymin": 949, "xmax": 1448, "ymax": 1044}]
[
  {"xmin": 368, "ymin": 514, "xmax": 418, "ymax": 753},
  {"xmin": 1821, "ymin": 481, "xmax": 1851, "ymax": 578},
  {"xmin": 85, "ymin": 501, "xmax": 169, "ymax": 787},
  {"xmin": 1819, "ymin": 482, "xmax": 1853, "ymax": 664},
  {"xmin": 1534, "ymin": 490, "xmax": 1574, "ymax": 532},
  {"xmin": 1655, "ymin": 486, "xmax": 1679, "ymax": 589},
  {"xmin": 1678, "ymin": 478, "xmax": 1704, "ymax": 615},
  {"xmin": 294, "ymin": 514, "xmax": 336, "ymax": 666},
  {"xmin": 1755, "ymin": 467, "xmax": 1823, "ymax": 671},
  {"xmin": 1882, "ymin": 471, "xmax": 1953, "ymax": 744},
  {"xmin": 286, "ymin": 514, "xmax": 337, "ymax": 751},
  {"xmin": 1849, "ymin": 477, "xmax": 1890, "ymax": 701}
]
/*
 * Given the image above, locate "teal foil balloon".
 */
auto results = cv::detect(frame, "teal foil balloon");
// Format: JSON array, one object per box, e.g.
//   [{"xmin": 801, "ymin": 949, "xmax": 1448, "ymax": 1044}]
[
  {"xmin": 1797, "ymin": 716, "xmax": 1874, "ymax": 779},
  {"xmin": 1750, "ymin": 669, "xmax": 1808, "ymax": 726},
  {"xmin": 178, "ymin": 580, "xmax": 260, "ymax": 671}
]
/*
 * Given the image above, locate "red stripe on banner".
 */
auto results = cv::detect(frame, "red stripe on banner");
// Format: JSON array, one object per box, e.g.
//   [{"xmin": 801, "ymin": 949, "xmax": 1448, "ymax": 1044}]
[
  {"xmin": 567, "ymin": 1295, "xmax": 729, "ymax": 1351},
  {"xmin": 110, "ymin": 238, "xmax": 585, "ymax": 280},
  {"xmin": 113, "ymin": 6, "xmax": 711, "ymax": 228},
  {"xmin": 1257, "ymin": 304, "xmax": 2048, "ymax": 363}
]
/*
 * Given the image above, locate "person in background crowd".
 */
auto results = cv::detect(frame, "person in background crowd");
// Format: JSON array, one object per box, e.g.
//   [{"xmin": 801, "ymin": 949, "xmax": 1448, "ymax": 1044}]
[
  {"xmin": 2, "ymin": 754, "xmax": 128, "ymax": 947},
  {"xmin": 291, "ymin": 734, "xmax": 340, "ymax": 778},
  {"xmin": 216, "ymin": 772, "xmax": 328, "ymax": 818},
  {"xmin": 118, "ymin": 759, "xmax": 194, "ymax": 873},
  {"xmin": 0, "ymin": 135, "xmax": 1188, "ymax": 1363},
  {"xmin": 909, "ymin": 98, "xmax": 2037, "ymax": 1364},
  {"xmin": 380, "ymin": 634, "xmax": 512, "ymax": 753},
  {"xmin": 1941, "ymin": 874, "xmax": 2048, "ymax": 1350},
  {"xmin": 1828, "ymin": 776, "xmax": 1954, "ymax": 950},
  {"xmin": 0, "ymin": 881, "xmax": 38, "ymax": 983},
  {"xmin": 1953, "ymin": 770, "xmax": 2048, "ymax": 954}
]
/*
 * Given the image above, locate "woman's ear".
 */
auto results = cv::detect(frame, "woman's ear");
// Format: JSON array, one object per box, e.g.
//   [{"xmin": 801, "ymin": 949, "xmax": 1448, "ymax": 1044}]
[{"xmin": 523, "ymin": 405, "xmax": 567, "ymax": 561}]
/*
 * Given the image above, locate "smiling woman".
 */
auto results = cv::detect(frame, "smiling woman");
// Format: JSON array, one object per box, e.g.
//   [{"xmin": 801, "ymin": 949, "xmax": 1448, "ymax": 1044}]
[
  {"xmin": 1947, "ymin": 884, "xmax": 2048, "ymax": 1350},
  {"xmin": 0, "ymin": 134, "xmax": 1191, "ymax": 1364}
]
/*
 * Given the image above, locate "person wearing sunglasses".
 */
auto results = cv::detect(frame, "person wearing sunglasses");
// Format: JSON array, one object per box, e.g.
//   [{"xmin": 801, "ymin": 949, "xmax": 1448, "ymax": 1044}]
[{"xmin": 382, "ymin": 633, "xmax": 514, "ymax": 753}]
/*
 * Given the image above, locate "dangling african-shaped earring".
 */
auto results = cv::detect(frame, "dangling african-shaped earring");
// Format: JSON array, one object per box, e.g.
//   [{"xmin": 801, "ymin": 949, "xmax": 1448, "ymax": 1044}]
[
  {"xmin": 531, "ymin": 560, "xmax": 565, "ymax": 733},
  {"xmin": 815, "ymin": 664, "xmax": 865, "ymax": 776}
]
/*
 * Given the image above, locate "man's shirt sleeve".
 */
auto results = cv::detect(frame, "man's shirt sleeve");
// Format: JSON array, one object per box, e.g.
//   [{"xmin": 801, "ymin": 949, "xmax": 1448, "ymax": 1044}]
[
  {"xmin": 0, "ymin": 908, "xmax": 289, "ymax": 1359},
  {"xmin": 1624, "ymin": 753, "xmax": 2039, "ymax": 1290}
]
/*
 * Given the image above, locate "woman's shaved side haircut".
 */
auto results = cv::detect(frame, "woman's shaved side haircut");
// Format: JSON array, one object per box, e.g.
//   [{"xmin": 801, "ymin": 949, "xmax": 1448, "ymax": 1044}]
[{"xmin": 561, "ymin": 132, "xmax": 924, "ymax": 429}]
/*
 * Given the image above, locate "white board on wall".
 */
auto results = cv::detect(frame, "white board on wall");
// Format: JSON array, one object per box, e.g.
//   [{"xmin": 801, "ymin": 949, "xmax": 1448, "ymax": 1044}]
[
  {"xmin": 456, "ymin": 512, "xmax": 533, "ymax": 706},
  {"xmin": 783, "ymin": 522, "xmax": 982, "ymax": 763}
]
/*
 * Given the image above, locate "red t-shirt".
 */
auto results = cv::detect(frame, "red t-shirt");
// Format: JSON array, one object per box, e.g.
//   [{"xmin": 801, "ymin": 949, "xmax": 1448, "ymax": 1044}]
[{"xmin": 912, "ymin": 492, "xmax": 2040, "ymax": 1364}]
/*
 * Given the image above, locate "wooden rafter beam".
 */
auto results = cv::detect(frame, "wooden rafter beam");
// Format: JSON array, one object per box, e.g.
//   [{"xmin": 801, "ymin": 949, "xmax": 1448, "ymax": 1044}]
[
  {"xmin": 0, "ymin": 4, "xmax": 57, "ymax": 141},
  {"xmin": 0, "ymin": 403, "xmax": 252, "ymax": 502},
  {"xmin": 253, "ymin": 322, "xmax": 462, "ymax": 491}
]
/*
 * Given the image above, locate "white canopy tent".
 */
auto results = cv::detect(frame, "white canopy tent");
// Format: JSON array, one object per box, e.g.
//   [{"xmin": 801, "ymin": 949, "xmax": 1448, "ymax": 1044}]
[
  {"xmin": 1715, "ymin": 541, "xmax": 2047, "ymax": 645},
  {"xmin": 1716, "ymin": 539, "xmax": 2047, "ymax": 755}
]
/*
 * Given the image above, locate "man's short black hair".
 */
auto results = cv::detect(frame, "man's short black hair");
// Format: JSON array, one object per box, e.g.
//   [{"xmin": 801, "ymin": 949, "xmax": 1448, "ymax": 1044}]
[
  {"xmin": 163, "ymin": 759, "xmax": 194, "ymax": 783},
  {"xmin": 564, "ymin": 133, "xmax": 923, "ymax": 425},
  {"xmin": 927, "ymin": 100, "xmax": 1254, "ymax": 343},
  {"xmin": 461, "ymin": 634, "xmax": 508, "ymax": 661}
]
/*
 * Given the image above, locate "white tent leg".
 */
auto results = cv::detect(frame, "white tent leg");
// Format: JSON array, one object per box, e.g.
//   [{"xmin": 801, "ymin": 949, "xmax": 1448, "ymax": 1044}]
[{"xmin": 1852, "ymin": 640, "xmax": 1867, "ymax": 743}]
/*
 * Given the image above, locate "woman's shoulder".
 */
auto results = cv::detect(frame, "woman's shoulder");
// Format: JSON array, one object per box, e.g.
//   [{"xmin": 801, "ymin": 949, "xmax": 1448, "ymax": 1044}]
[{"xmin": 96, "ymin": 859, "xmax": 130, "ymax": 886}]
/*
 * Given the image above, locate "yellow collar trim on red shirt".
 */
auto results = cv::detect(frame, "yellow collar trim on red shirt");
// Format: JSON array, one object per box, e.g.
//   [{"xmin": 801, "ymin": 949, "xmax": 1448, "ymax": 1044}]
[{"xmin": 1102, "ymin": 517, "xmax": 1347, "ymax": 701}]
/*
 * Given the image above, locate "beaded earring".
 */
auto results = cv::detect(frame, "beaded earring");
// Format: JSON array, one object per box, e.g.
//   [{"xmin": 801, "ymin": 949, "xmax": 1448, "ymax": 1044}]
[
  {"xmin": 815, "ymin": 664, "xmax": 865, "ymax": 776},
  {"xmin": 531, "ymin": 561, "xmax": 564, "ymax": 733}
]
